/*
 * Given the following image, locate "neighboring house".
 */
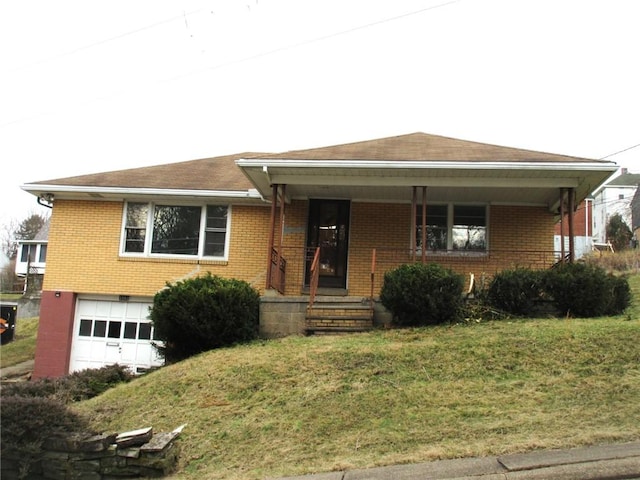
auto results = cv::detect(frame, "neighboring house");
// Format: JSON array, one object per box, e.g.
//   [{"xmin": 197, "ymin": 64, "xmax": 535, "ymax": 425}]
[
  {"xmin": 631, "ymin": 187, "xmax": 640, "ymax": 245},
  {"xmin": 21, "ymin": 132, "xmax": 617, "ymax": 379},
  {"xmin": 15, "ymin": 219, "xmax": 49, "ymax": 292},
  {"xmin": 553, "ymin": 198, "xmax": 594, "ymax": 259},
  {"xmin": 591, "ymin": 168, "xmax": 640, "ymax": 244}
]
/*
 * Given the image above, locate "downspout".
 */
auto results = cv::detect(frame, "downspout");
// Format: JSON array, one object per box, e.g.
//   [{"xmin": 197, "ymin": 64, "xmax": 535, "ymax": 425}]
[{"xmin": 38, "ymin": 193, "xmax": 54, "ymax": 209}]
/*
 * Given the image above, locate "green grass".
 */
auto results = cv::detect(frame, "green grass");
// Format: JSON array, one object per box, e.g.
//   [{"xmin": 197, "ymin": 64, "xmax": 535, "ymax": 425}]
[
  {"xmin": 75, "ymin": 315, "xmax": 640, "ymax": 479},
  {"xmin": 0, "ymin": 317, "xmax": 38, "ymax": 368}
]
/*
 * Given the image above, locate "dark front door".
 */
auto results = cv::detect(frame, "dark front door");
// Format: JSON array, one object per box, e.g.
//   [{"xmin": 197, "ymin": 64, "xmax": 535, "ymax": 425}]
[{"xmin": 306, "ymin": 199, "xmax": 350, "ymax": 289}]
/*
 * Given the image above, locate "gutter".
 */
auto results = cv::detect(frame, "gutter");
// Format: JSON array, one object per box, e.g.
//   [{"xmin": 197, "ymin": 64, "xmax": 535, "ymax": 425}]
[
  {"xmin": 235, "ymin": 159, "xmax": 618, "ymax": 172},
  {"xmin": 21, "ymin": 184, "xmax": 264, "ymax": 200}
]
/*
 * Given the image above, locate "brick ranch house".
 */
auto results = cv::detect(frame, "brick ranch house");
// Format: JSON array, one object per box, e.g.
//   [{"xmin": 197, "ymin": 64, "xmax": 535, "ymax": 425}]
[{"xmin": 21, "ymin": 133, "xmax": 617, "ymax": 379}]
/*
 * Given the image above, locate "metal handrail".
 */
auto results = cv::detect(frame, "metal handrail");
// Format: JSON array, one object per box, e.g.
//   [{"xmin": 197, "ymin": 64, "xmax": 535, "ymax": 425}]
[
  {"xmin": 269, "ymin": 248, "xmax": 287, "ymax": 294},
  {"xmin": 308, "ymin": 247, "xmax": 320, "ymax": 309},
  {"xmin": 370, "ymin": 248, "xmax": 377, "ymax": 319}
]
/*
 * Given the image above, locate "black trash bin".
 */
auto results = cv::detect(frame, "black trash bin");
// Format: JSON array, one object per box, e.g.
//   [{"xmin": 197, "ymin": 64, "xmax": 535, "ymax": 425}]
[{"xmin": 0, "ymin": 302, "xmax": 17, "ymax": 345}]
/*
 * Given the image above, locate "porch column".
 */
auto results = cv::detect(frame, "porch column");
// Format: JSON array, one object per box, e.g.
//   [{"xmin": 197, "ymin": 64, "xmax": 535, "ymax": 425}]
[
  {"xmin": 559, "ymin": 188, "xmax": 566, "ymax": 263},
  {"xmin": 276, "ymin": 184, "xmax": 287, "ymax": 288},
  {"xmin": 421, "ymin": 186, "xmax": 427, "ymax": 264},
  {"xmin": 266, "ymin": 183, "xmax": 278, "ymax": 289},
  {"xmin": 568, "ymin": 187, "xmax": 576, "ymax": 263},
  {"xmin": 411, "ymin": 187, "xmax": 417, "ymax": 262}
]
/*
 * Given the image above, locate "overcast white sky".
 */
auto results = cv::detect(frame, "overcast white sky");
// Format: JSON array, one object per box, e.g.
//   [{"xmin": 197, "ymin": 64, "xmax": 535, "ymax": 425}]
[{"xmin": 1, "ymin": 0, "xmax": 639, "ymax": 227}]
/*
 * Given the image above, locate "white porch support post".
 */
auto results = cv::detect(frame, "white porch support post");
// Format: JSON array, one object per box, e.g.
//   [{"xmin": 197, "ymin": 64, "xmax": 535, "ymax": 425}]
[
  {"xmin": 568, "ymin": 187, "xmax": 576, "ymax": 263},
  {"xmin": 421, "ymin": 186, "xmax": 427, "ymax": 264},
  {"xmin": 411, "ymin": 187, "xmax": 417, "ymax": 262}
]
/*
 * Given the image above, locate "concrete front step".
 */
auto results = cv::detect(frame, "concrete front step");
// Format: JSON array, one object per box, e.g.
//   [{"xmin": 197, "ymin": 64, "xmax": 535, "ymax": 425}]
[{"xmin": 306, "ymin": 297, "xmax": 374, "ymax": 334}]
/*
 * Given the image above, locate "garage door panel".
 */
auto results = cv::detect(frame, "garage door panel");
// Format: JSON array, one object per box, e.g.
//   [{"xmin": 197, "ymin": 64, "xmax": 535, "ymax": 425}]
[
  {"xmin": 74, "ymin": 339, "xmax": 93, "ymax": 360},
  {"xmin": 71, "ymin": 300, "xmax": 163, "ymax": 374},
  {"xmin": 77, "ymin": 300, "xmax": 97, "ymax": 316},
  {"xmin": 95, "ymin": 301, "xmax": 114, "ymax": 317}
]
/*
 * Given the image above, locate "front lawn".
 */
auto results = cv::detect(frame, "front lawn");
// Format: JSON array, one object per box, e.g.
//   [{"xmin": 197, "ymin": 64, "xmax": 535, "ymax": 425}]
[{"xmin": 75, "ymin": 313, "xmax": 640, "ymax": 479}]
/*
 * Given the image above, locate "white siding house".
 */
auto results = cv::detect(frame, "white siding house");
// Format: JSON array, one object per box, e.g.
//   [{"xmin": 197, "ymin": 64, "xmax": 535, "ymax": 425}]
[{"xmin": 591, "ymin": 168, "xmax": 640, "ymax": 245}]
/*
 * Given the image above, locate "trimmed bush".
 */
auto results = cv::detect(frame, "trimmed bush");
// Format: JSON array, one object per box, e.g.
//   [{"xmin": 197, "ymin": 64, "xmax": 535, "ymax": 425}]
[
  {"xmin": 486, "ymin": 268, "xmax": 545, "ymax": 316},
  {"xmin": 2, "ymin": 364, "xmax": 133, "ymax": 403},
  {"xmin": 543, "ymin": 262, "xmax": 630, "ymax": 317},
  {"xmin": 1, "ymin": 396, "xmax": 90, "ymax": 479},
  {"xmin": 60, "ymin": 363, "xmax": 134, "ymax": 402},
  {"xmin": 150, "ymin": 273, "xmax": 260, "ymax": 363},
  {"xmin": 380, "ymin": 263, "xmax": 464, "ymax": 326}
]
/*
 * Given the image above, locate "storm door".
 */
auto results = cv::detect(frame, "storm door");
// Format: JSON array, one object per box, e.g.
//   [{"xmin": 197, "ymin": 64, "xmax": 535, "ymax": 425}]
[{"xmin": 306, "ymin": 199, "xmax": 350, "ymax": 289}]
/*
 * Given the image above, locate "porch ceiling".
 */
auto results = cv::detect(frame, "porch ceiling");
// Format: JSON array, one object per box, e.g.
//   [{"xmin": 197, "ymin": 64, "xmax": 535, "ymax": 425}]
[{"xmin": 236, "ymin": 160, "xmax": 617, "ymax": 212}]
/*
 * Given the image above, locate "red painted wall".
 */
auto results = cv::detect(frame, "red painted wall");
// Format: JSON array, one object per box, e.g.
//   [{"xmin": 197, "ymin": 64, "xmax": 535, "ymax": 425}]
[
  {"xmin": 32, "ymin": 290, "xmax": 76, "ymax": 379},
  {"xmin": 554, "ymin": 199, "xmax": 592, "ymax": 237}
]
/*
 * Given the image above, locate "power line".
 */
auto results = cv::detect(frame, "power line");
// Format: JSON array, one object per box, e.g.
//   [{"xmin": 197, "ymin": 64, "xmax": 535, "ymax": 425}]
[
  {"xmin": 6, "ymin": 8, "xmax": 207, "ymax": 75},
  {"xmin": 1, "ymin": 0, "xmax": 461, "ymax": 129},
  {"xmin": 600, "ymin": 143, "xmax": 640, "ymax": 160}
]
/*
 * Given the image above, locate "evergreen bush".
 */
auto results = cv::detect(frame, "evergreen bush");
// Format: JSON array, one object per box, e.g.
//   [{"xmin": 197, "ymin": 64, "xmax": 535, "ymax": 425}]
[
  {"xmin": 486, "ymin": 268, "xmax": 545, "ymax": 316},
  {"xmin": 150, "ymin": 273, "xmax": 260, "ymax": 363},
  {"xmin": 543, "ymin": 262, "xmax": 630, "ymax": 317},
  {"xmin": 380, "ymin": 263, "xmax": 464, "ymax": 326}
]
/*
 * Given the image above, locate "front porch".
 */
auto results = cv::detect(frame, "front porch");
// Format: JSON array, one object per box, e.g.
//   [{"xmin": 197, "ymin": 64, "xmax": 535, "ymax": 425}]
[
  {"xmin": 234, "ymin": 133, "xmax": 616, "ymax": 336},
  {"xmin": 260, "ymin": 244, "xmax": 564, "ymax": 337}
]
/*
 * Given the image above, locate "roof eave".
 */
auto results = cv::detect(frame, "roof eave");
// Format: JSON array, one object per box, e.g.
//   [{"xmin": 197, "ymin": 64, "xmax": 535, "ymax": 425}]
[{"xmin": 20, "ymin": 184, "xmax": 265, "ymax": 203}]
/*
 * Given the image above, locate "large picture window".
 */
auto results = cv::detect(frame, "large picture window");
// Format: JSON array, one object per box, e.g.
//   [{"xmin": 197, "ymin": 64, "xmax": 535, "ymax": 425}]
[
  {"xmin": 416, "ymin": 204, "xmax": 487, "ymax": 252},
  {"xmin": 122, "ymin": 202, "xmax": 230, "ymax": 258}
]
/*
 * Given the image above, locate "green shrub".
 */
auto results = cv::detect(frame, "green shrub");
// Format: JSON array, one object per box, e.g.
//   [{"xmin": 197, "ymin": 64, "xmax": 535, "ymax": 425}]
[
  {"xmin": 150, "ymin": 273, "xmax": 260, "ymax": 363},
  {"xmin": 1, "ymin": 396, "xmax": 90, "ymax": 479},
  {"xmin": 544, "ymin": 262, "xmax": 630, "ymax": 317},
  {"xmin": 486, "ymin": 268, "xmax": 545, "ymax": 316},
  {"xmin": 380, "ymin": 263, "xmax": 464, "ymax": 326},
  {"xmin": 1, "ymin": 377, "xmax": 58, "ymax": 399},
  {"xmin": 60, "ymin": 363, "xmax": 134, "ymax": 402},
  {"xmin": 607, "ymin": 274, "xmax": 632, "ymax": 315},
  {"xmin": 2, "ymin": 364, "xmax": 133, "ymax": 403}
]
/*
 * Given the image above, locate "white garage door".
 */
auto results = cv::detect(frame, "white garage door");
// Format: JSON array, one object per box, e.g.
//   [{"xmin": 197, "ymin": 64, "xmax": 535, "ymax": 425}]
[{"xmin": 70, "ymin": 299, "xmax": 164, "ymax": 374}]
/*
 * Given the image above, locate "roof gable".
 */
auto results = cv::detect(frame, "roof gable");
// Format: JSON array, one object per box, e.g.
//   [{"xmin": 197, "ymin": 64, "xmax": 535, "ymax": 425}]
[
  {"xmin": 256, "ymin": 132, "xmax": 606, "ymax": 163},
  {"xmin": 605, "ymin": 173, "xmax": 640, "ymax": 187}
]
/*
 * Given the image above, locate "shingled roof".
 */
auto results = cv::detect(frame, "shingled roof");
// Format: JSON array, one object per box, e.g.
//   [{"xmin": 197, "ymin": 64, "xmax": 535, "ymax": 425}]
[
  {"xmin": 28, "ymin": 153, "xmax": 267, "ymax": 191},
  {"xmin": 255, "ymin": 132, "xmax": 604, "ymax": 163},
  {"xmin": 21, "ymin": 133, "xmax": 617, "ymax": 211}
]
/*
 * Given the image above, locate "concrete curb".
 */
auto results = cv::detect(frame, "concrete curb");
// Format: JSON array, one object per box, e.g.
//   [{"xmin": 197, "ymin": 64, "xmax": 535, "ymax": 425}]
[{"xmin": 275, "ymin": 441, "xmax": 640, "ymax": 480}]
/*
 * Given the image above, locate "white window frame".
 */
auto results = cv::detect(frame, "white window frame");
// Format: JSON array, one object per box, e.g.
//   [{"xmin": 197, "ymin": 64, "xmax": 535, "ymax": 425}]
[
  {"xmin": 120, "ymin": 202, "xmax": 231, "ymax": 260},
  {"xmin": 415, "ymin": 203, "xmax": 489, "ymax": 255}
]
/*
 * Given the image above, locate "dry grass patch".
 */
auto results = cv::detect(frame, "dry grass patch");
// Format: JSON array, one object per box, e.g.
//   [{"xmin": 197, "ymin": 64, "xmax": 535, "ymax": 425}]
[
  {"xmin": 75, "ymin": 315, "xmax": 640, "ymax": 480},
  {"xmin": 0, "ymin": 316, "xmax": 38, "ymax": 368}
]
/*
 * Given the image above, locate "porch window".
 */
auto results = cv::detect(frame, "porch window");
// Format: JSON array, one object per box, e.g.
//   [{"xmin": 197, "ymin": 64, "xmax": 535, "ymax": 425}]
[
  {"xmin": 416, "ymin": 204, "xmax": 487, "ymax": 252},
  {"xmin": 122, "ymin": 202, "xmax": 230, "ymax": 259}
]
